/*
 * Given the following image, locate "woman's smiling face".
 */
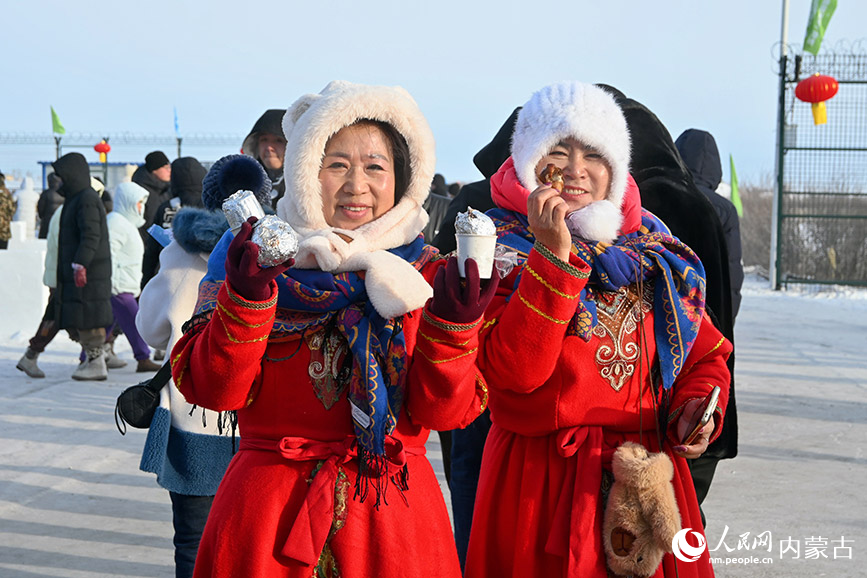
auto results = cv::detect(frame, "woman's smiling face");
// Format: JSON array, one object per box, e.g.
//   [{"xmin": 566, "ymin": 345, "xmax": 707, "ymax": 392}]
[
  {"xmin": 534, "ymin": 138, "xmax": 611, "ymax": 212},
  {"xmin": 318, "ymin": 123, "xmax": 396, "ymax": 230}
]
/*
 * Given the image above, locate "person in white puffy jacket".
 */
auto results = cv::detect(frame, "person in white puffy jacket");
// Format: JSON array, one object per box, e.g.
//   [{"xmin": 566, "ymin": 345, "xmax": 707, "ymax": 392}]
[{"xmin": 106, "ymin": 182, "xmax": 160, "ymax": 372}]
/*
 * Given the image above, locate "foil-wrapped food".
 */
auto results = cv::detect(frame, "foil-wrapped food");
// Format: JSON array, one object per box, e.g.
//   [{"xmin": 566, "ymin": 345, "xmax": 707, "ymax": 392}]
[
  {"xmin": 455, "ymin": 206, "xmax": 496, "ymax": 236},
  {"xmin": 251, "ymin": 215, "xmax": 299, "ymax": 267},
  {"xmin": 222, "ymin": 190, "xmax": 265, "ymax": 233}
]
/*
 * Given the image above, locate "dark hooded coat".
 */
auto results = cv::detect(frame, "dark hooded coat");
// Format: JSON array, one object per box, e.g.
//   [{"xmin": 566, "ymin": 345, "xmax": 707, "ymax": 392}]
[
  {"xmin": 432, "ymin": 108, "xmax": 520, "ymax": 253},
  {"xmin": 52, "ymin": 153, "xmax": 113, "ymax": 330},
  {"xmin": 676, "ymin": 129, "xmax": 744, "ymax": 321},
  {"xmin": 602, "ymin": 87, "xmax": 737, "ymax": 460},
  {"xmin": 132, "ymin": 164, "xmax": 172, "ymax": 234},
  {"xmin": 141, "ymin": 157, "xmax": 207, "ymax": 288},
  {"xmin": 37, "ymin": 174, "xmax": 64, "ymax": 239}
]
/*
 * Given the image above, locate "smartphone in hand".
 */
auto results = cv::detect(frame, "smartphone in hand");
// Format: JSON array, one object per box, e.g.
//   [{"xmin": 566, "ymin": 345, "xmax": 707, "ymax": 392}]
[{"xmin": 682, "ymin": 386, "xmax": 721, "ymax": 445}]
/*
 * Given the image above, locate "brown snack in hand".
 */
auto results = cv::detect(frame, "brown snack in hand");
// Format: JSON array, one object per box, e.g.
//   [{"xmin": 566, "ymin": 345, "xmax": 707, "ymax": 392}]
[{"xmin": 539, "ymin": 163, "xmax": 565, "ymax": 192}]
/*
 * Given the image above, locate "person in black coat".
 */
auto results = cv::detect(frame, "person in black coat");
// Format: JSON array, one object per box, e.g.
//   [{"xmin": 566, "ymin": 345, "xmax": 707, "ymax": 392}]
[
  {"xmin": 141, "ymin": 157, "xmax": 207, "ymax": 289},
  {"xmin": 676, "ymin": 129, "xmax": 744, "ymax": 322},
  {"xmin": 37, "ymin": 172, "xmax": 64, "ymax": 239},
  {"xmin": 52, "ymin": 152, "xmax": 113, "ymax": 380},
  {"xmin": 133, "ymin": 151, "xmax": 173, "ymax": 237},
  {"xmin": 432, "ymin": 108, "xmax": 520, "ymax": 254},
  {"xmin": 598, "ymin": 86, "xmax": 738, "ymax": 527}
]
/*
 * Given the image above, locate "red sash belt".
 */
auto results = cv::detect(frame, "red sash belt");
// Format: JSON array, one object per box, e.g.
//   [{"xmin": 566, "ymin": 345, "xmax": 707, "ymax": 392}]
[
  {"xmin": 240, "ymin": 435, "xmax": 425, "ymax": 566},
  {"xmin": 543, "ymin": 426, "xmax": 616, "ymax": 576}
]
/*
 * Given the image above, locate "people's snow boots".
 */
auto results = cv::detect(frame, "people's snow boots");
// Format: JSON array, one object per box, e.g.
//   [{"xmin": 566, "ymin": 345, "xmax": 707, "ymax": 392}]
[
  {"xmin": 16, "ymin": 348, "xmax": 45, "ymax": 378},
  {"xmin": 72, "ymin": 347, "xmax": 108, "ymax": 381},
  {"xmin": 103, "ymin": 342, "xmax": 128, "ymax": 369}
]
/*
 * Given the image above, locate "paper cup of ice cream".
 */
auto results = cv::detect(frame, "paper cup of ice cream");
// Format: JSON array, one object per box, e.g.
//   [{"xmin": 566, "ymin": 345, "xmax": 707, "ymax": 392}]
[{"xmin": 455, "ymin": 207, "xmax": 498, "ymax": 279}]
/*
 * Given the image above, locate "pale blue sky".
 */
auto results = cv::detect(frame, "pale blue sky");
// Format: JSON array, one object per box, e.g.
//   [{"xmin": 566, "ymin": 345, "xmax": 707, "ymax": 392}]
[{"xmin": 3, "ymin": 0, "xmax": 865, "ymax": 186}]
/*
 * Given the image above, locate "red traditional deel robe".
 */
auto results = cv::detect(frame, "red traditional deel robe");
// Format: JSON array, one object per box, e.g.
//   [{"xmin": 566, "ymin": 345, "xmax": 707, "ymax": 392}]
[
  {"xmin": 171, "ymin": 259, "xmax": 487, "ymax": 578},
  {"xmin": 465, "ymin": 244, "xmax": 732, "ymax": 578}
]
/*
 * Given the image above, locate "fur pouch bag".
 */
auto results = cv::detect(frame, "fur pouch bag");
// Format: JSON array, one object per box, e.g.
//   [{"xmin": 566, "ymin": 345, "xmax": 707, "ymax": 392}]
[{"xmin": 603, "ymin": 441, "xmax": 682, "ymax": 577}]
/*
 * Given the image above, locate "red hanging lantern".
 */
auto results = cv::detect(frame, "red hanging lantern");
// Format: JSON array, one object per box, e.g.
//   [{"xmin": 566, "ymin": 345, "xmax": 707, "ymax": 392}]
[
  {"xmin": 94, "ymin": 139, "xmax": 111, "ymax": 163},
  {"xmin": 795, "ymin": 73, "xmax": 839, "ymax": 125}
]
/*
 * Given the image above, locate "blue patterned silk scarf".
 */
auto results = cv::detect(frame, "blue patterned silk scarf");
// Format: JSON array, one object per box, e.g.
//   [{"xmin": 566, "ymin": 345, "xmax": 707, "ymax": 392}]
[
  {"xmin": 488, "ymin": 209, "xmax": 706, "ymax": 390},
  {"xmin": 195, "ymin": 231, "xmax": 439, "ymax": 500}
]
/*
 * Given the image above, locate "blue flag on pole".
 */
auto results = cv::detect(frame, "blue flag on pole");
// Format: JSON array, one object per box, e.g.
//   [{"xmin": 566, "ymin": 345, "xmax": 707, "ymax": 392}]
[{"xmin": 173, "ymin": 107, "xmax": 180, "ymax": 138}]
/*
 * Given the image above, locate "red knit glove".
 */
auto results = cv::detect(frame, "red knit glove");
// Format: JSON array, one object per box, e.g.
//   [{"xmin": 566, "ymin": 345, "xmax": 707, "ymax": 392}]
[
  {"xmin": 428, "ymin": 257, "xmax": 498, "ymax": 324},
  {"xmin": 72, "ymin": 263, "xmax": 87, "ymax": 288},
  {"xmin": 225, "ymin": 217, "xmax": 294, "ymax": 301}
]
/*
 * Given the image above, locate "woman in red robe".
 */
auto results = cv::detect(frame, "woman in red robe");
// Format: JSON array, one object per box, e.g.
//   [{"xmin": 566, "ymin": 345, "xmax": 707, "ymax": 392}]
[
  {"xmin": 171, "ymin": 81, "xmax": 495, "ymax": 577},
  {"xmin": 464, "ymin": 82, "xmax": 732, "ymax": 577}
]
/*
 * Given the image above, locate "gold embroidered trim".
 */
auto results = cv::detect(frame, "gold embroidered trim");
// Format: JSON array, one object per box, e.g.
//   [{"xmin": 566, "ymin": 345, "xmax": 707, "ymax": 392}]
[
  {"xmin": 414, "ymin": 346, "xmax": 478, "ymax": 365},
  {"xmin": 534, "ymin": 241, "xmax": 590, "ymax": 278},
  {"xmin": 171, "ymin": 353, "xmax": 183, "ymax": 391},
  {"xmin": 217, "ymin": 301, "xmax": 275, "ymax": 329},
  {"xmin": 226, "ymin": 284, "xmax": 278, "ymax": 310},
  {"xmin": 517, "ymin": 290, "xmax": 570, "ymax": 324},
  {"xmin": 672, "ymin": 335, "xmax": 728, "ymax": 380},
  {"xmin": 477, "ymin": 374, "xmax": 489, "ymax": 412},
  {"xmin": 524, "ymin": 265, "xmax": 581, "ymax": 299},
  {"xmin": 422, "ymin": 309, "xmax": 481, "ymax": 332},
  {"xmin": 216, "ymin": 308, "xmax": 271, "ymax": 344},
  {"xmin": 418, "ymin": 329, "xmax": 471, "ymax": 347}
]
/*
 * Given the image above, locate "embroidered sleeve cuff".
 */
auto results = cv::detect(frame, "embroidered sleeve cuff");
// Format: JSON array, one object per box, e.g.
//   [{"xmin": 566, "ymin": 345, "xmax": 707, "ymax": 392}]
[
  {"xmin": 215, "ymin": 283, "xmax": 276, "ymax": 343},
  {"xmin": 512, "ymin": 245, "xmax": 590, "ymax": 325},
  {"xmin": 534, "ymin": 241, "xmax": 591, "ymax": 279},
  {"xmin": 667, "ymin": 393, "xmax": 726, "ymax": 445}
]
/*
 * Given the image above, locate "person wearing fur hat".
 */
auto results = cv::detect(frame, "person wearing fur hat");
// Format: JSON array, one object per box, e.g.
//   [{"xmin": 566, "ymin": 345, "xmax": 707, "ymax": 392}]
[
  {"xmin": 171, "ymin": 81, "xmax": 496, "ymax": 577},
  {"xmin": 463, "ymin": 82, "xmax": 732, "ymax": 578},
  {"xmin": 135, "ymin": 154, "xmax": 273, "ymax": 578},
  {"xmin": 242, "ymin": 109, "xmax": 287, "ymax": 203}
]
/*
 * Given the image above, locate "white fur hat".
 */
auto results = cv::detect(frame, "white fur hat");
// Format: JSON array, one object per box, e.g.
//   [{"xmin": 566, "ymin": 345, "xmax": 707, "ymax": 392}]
[
  {"xmin": 274, "ymin": 81, "xmax": 437, "ymax": 319},
  {"xmin": 512, "ymin": 82, "xmax": 631, "ymax": 243},
  {"xmin": 276, "ymin": 80, "xmax": 435, "ymax": 240}
]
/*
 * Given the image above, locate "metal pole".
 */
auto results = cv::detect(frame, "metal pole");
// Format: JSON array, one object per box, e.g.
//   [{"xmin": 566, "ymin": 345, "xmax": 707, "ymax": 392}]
[
  {"xmin": 177, "ymin": 137, "xmax": 182, "ymax": 158},
  {"xmin": 54, "ymin": 136, "xmax": 61, "ymax": 160},
  {"xmin": 770, "ymin": 0, "xmax": 790, "ymax": 290}
]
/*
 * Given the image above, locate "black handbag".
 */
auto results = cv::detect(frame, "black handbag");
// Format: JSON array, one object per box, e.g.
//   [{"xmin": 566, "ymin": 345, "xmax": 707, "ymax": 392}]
[{"xmin": 114, "ymin": 361, "xmax": 173, "ymax": 435}]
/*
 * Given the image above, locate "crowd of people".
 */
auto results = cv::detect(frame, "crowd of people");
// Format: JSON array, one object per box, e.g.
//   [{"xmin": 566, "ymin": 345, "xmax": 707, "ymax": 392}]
[{"xmin": 7, "ymin": 78, "xmax": 744, "ymax": 578}]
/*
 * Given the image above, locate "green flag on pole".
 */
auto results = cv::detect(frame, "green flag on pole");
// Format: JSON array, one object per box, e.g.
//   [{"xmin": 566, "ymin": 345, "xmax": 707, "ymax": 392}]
[
  {"xmin": 803, "ymin": 0, "xmax": 837, "ymax": 55},
  {"xmin": 50, "ymin": 106, "xmax": 66, "ymax": 135},
  {"xmin": 729, "ymin": 154, "xmax": 743, "ymax": 217}
]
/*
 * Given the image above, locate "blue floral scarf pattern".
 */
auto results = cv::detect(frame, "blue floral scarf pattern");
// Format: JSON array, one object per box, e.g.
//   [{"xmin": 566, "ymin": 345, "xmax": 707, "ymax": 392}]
[
  {"xmin": 488, "ymin": 208, "xmax": 705, "ymax": 390},
  {"xmin": 195, "ymin": 231, "xmax": 439, "ymax": 500}
]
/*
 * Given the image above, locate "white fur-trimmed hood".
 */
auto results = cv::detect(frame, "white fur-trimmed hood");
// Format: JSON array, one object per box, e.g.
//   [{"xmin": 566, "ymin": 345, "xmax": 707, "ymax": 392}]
[
  {"xmin": 512, "ymin": 82, "xmax": 631, "ymax": 244},
  {"xmin": 274, "ymin": 81, "xmax": 437, "ymax": 319}
]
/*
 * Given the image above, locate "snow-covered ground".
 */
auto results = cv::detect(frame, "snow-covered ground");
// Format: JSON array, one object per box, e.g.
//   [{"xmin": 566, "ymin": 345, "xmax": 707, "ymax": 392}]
[{"xmin": 0, "ymin": 271, "xmax": 865, "ymax": 577}]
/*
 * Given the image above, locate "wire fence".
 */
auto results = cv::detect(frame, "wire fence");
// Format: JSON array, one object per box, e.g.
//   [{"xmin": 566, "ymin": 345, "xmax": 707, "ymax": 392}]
[{"xmin": 777, "ymin": 52, "xmax": 867, "ymax": 286}]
